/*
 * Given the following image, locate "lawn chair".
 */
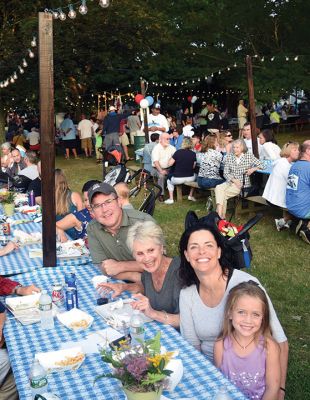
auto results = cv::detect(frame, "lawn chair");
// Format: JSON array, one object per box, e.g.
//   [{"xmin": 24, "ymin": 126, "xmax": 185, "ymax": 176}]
[{"xmin": 185, "ymin": 210, "xmax": 263, "ymax": 269}]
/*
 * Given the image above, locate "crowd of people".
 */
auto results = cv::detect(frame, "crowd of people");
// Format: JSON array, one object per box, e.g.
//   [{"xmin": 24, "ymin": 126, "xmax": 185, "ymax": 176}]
[{"xmin": 0, "ymin": 100, "xmax": 309, "ymax": 400}]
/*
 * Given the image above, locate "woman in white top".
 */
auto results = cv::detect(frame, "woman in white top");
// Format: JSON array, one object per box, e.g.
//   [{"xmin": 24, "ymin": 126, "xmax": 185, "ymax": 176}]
[
  {"xmin": 178, "ymin": 224, "xmax": 288, "ymax": 394},
  {"xmin": 258, "ymin": 129, "xmax": 281, "ymax": 161},
  {"xmin": 263, "ymin": 142, "xmax": 300, "ymax": 230}
]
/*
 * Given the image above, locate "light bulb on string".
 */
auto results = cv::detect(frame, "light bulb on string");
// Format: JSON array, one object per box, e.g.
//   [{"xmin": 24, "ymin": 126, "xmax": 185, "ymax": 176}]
[
  {"xmin": 294, "ymin": 55, "xmax": 298, "ymax": 61},
  {"xmin": 285, "ymin": 56, "xmax": 289, "ymax": 61},
  {"xmin": 22, "ymin": 59, "xmax": 28, "ymax": 67},
  {"xmin": 0, "ymin": 83, "xmax": 3, "ymax": 88},
  {"xmin": 271, "ymin": 56, "xmax": 275, "ymax": 61},
  {"xmin": 28, "ymin": 49, "xmax": 35, "ymax": 58},
  {"xmin": 261, "ymin": 56, "xmax": 265, "ymax": 62},
  {"xmin": 13, "ymin": 72, "xmax": 18, "ymax": 80},
  {"xmin": 59, "ymin": 8, "xmax": 66, "ymax": 21},
  {"xmin": 68, "ymin": 5, "xmax": 77, "ymax": 19},
  {"xmin": 31, "ymin": 36, "xmax": 37, "ymax": 47},
  {"xmin": 234, "ymin": 62, "xmax": 237, "ymax": 67},
  {"xmin": 18, "ymin": 66, "xmax": 24, "ymax": 74},
  {"xmin": 99, "ymin": 0, "xmax": 110, "ymax": 8},
  {"xmin": 10, "ymin": 77, "xmax": 15, "ymax": 84},
  {"xmin": 52, "ymin": 10, "xmax": 59, "ymax": 19},
  {"xmin": 79, "ymin": 0, "xmax": 88, "ymax": 15}
]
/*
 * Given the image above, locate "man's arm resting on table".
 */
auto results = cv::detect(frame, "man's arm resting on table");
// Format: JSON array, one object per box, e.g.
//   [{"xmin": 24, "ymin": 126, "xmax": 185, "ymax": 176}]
[{"xmin": 100, "ymin": 259, "xmax": 143, "ymax": 276}]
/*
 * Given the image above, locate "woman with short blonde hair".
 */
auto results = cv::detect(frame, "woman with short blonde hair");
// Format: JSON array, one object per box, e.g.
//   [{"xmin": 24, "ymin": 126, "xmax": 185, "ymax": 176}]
[{"xmin": 97, "ymin": 220, "xmax": 181, "ymax": 328}]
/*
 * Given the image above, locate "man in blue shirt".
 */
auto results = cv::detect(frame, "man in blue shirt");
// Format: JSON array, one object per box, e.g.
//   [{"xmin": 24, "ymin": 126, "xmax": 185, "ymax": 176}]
[
  {"xmin": 60, "ymin": 113, "xmax": 79, "ymax": 159},
  {"xmin": 286, "ymin": 140, "xmax": 310, "ymax": 244}
]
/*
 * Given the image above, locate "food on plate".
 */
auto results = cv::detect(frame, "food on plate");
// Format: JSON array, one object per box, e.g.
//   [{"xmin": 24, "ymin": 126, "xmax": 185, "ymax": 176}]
[
  {"xmin": 54, "ymin": 353, "xmax": 85, "ymax": 367},
  {"xmin": 69, "ymin": 319, "xmax": 89, "ymax": 329}
]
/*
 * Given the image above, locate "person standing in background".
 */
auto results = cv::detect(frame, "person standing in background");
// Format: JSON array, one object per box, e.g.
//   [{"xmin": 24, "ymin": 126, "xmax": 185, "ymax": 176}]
[
  {"xmin": 127, "ymin": 110, "xmax": 142, "ymax": 145},
  {"xmin": 77, "ymin": 114, "xmax": 93, "ymax": 158},
  {"xmin": 60, "ymin": 113, "xmax": 79, "ymax": 160}
]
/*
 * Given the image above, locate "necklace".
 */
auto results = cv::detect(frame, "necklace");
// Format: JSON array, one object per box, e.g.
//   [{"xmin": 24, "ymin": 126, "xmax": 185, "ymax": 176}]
[{"xmin": 232, "ymin": 333, "xmax": 255, "ymax": 350}]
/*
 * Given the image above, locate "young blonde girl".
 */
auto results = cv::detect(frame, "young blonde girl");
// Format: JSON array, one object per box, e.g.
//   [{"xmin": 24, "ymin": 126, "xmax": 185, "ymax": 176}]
[{"xmin": 214, "ymin": 281, "xmax": 281, "ymax": 400}]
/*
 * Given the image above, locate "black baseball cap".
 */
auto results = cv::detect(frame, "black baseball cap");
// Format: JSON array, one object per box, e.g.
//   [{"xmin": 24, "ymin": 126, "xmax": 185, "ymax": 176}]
[{"xmin": 88, "ymin": 182, "xmax": 117, "ymax": 203}]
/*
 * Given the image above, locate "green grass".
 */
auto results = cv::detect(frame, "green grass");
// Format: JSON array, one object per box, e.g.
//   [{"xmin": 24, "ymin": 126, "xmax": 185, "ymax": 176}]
[{"xmin": 56, "ymin": 130, "xmax": 310, "ymax": 399}]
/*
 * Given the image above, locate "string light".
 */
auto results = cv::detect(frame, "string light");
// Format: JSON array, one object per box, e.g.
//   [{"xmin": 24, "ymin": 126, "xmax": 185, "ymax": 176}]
[
  {"xmin": 22, "ymin": 59, "xmax": 28, "ymax": 67},
  {"xmin": 79, "ymin": 0, "xmax": 88, "ymax": 15},
  {"xmin": 59, "ymin": 8, "xmax": 67, "ymax": 21},
  {"xmin": 99, "ymin": 0, "xmax": 110, "ymax": 8},
  {"xmin": 68, "ymin": 4, "xmax": 77, "ymax": 19},
  {"xmin": 31, "ymin": 36, "xmax": 37, "ymax": 47},
  {"xmin": 28, "ymin": 49, "xmax": 35, "ymax": 58}
]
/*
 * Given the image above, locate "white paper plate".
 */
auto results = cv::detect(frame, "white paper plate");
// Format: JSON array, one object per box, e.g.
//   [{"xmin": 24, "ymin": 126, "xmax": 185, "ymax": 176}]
[
  {"xmin": 6, "ymin": 293, "xmax": 41, "ymax": 311},
  {"xmin": 36, "ymin": 347, "xmax": 85, "ymax": 373},
  {"xmin": 57, "ymin": 308, "xmax": 93, "ymax": 331},
  {"xmin": 91, "ymin": 275, "xmax": 108, "ymax": 288},
  {"xmin": 95, "ymin": 300, "xmax": 152, "ymax": 328}
]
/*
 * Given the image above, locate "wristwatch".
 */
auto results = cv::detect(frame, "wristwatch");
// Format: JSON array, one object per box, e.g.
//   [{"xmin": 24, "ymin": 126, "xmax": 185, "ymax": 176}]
[{"xmin": 13, "ymin": 285, "xmax": 23, "ymax": 295}]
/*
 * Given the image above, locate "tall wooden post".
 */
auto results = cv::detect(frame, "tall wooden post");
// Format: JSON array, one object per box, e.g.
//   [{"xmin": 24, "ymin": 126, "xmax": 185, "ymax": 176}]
[
  {"xmin": 246, "ymin": 55, "xmax": 258, "ymax": 158},
  {"xmin": 39, "ymin": 12, "xmax": 56, "ymax": 267},
  {"xmin": 140, "ymin": 79, "xmax": 149, "ymax": 143}
]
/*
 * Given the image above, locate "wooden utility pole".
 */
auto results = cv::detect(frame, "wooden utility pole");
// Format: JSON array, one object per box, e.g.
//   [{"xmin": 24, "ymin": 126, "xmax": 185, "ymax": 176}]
[
  {"xmin": 246, "ymin": 55, "xmax": 258, "ymax": 158},
  {"xmin": 39, "ymin": 12, "xmax": 56, "ymax": 267},
  {"xmin": 140, "ymin": 79, "xmax": 149, "ymax": 143}
]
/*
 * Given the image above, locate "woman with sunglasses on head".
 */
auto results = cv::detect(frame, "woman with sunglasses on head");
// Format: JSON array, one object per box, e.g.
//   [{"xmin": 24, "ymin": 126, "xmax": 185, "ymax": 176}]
[
  {"xmin": 263, "ymin": 142, "xmax": 300, "ymax": 231},
  {"xmin": 178, "ymin": 224, "xmax": 288, "ymax": 398}
]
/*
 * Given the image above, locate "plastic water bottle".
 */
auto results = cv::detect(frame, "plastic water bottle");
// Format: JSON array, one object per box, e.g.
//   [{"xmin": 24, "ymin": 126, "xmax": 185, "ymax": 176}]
[
  {"xmin": 39, "ymin": 290, "xmax": 54, "ymax": 330},
  {"xmin": 29, "ymin": 358, "xmax": 48, "ymax": 398},
  {"xmin": 214, "ymin": 386, "xmax": 232, "ymax": 400},
  {"xmin": 129, "ymin": 310, "xmax": 145, "ymax": 347}
]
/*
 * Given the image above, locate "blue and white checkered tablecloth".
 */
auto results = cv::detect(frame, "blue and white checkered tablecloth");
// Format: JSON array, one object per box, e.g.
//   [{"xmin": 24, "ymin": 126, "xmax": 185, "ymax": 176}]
[
  {"xmin": 1, "ymin": 212, "xmax": 90, "ymax": 276},
  {"xmin": 4, "ymin": 263, "xmax": 246, "ymax": 400}
]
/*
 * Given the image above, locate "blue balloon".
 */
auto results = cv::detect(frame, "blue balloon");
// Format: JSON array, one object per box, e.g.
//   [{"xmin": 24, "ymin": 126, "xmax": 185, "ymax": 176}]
[{"xmin": 146, "ymin": 96, "xmax": 154, "ymax": 106}]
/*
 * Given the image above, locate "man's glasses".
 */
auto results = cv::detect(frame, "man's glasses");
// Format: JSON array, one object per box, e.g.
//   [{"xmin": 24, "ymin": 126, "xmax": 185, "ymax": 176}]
[{"xmin": 91, "ymin": 197, "xmax": 118, "ymax": 210}]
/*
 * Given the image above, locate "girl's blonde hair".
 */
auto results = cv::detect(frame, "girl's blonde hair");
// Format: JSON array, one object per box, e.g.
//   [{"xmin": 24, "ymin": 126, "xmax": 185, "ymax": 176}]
[
  {"xmin": 55, "ymin": 168, "xmax": 71, "ymax": 215},
  {"xmin": 220, "ymin": 281, "xmax": 271, "ymax": 344}
]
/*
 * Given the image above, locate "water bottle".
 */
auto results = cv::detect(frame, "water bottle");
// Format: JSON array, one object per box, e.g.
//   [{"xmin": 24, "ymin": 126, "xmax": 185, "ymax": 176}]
[
  {"xmin": 129, "ymin": 310, "xmax": 145, "ymax": 347},
  {"xmin": 241, "ymin": 239, "xmax": 251, "ymax": 268},
  {"xmin": 29, "ymin": 358, "xmax": 48, "ymax": 398},
  {"xmin": 39, "ymin": 290, "xmax": 54, "ymax": 330},
  {"xmin": 214, "ymin": 386, "xmax": 232, "ymax": 400}
]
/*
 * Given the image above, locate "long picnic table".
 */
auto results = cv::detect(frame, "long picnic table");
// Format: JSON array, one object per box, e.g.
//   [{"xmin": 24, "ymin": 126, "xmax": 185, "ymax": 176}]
[
  {"xmin": 3, "ymin": 262, "xmax": 246, "ymax": 400},
  {"xmin": 0, "ymin": 208, "xmax": 90, "ymax": 277}
]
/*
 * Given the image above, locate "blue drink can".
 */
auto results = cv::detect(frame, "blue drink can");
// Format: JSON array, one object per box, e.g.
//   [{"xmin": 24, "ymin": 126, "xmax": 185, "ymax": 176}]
[
  {"xmin": 65, "ymin": 272, "xmax": 76, "ymax": 288},
  {"xmin": 66, "ymin": 287, "xmax": 76, "ymax": 310}
]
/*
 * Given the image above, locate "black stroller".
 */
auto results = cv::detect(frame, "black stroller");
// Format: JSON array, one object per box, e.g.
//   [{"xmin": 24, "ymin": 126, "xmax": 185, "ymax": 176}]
[{"xmin": 185, "ymin": 211, "xmax": 263, "ymax": 269}]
